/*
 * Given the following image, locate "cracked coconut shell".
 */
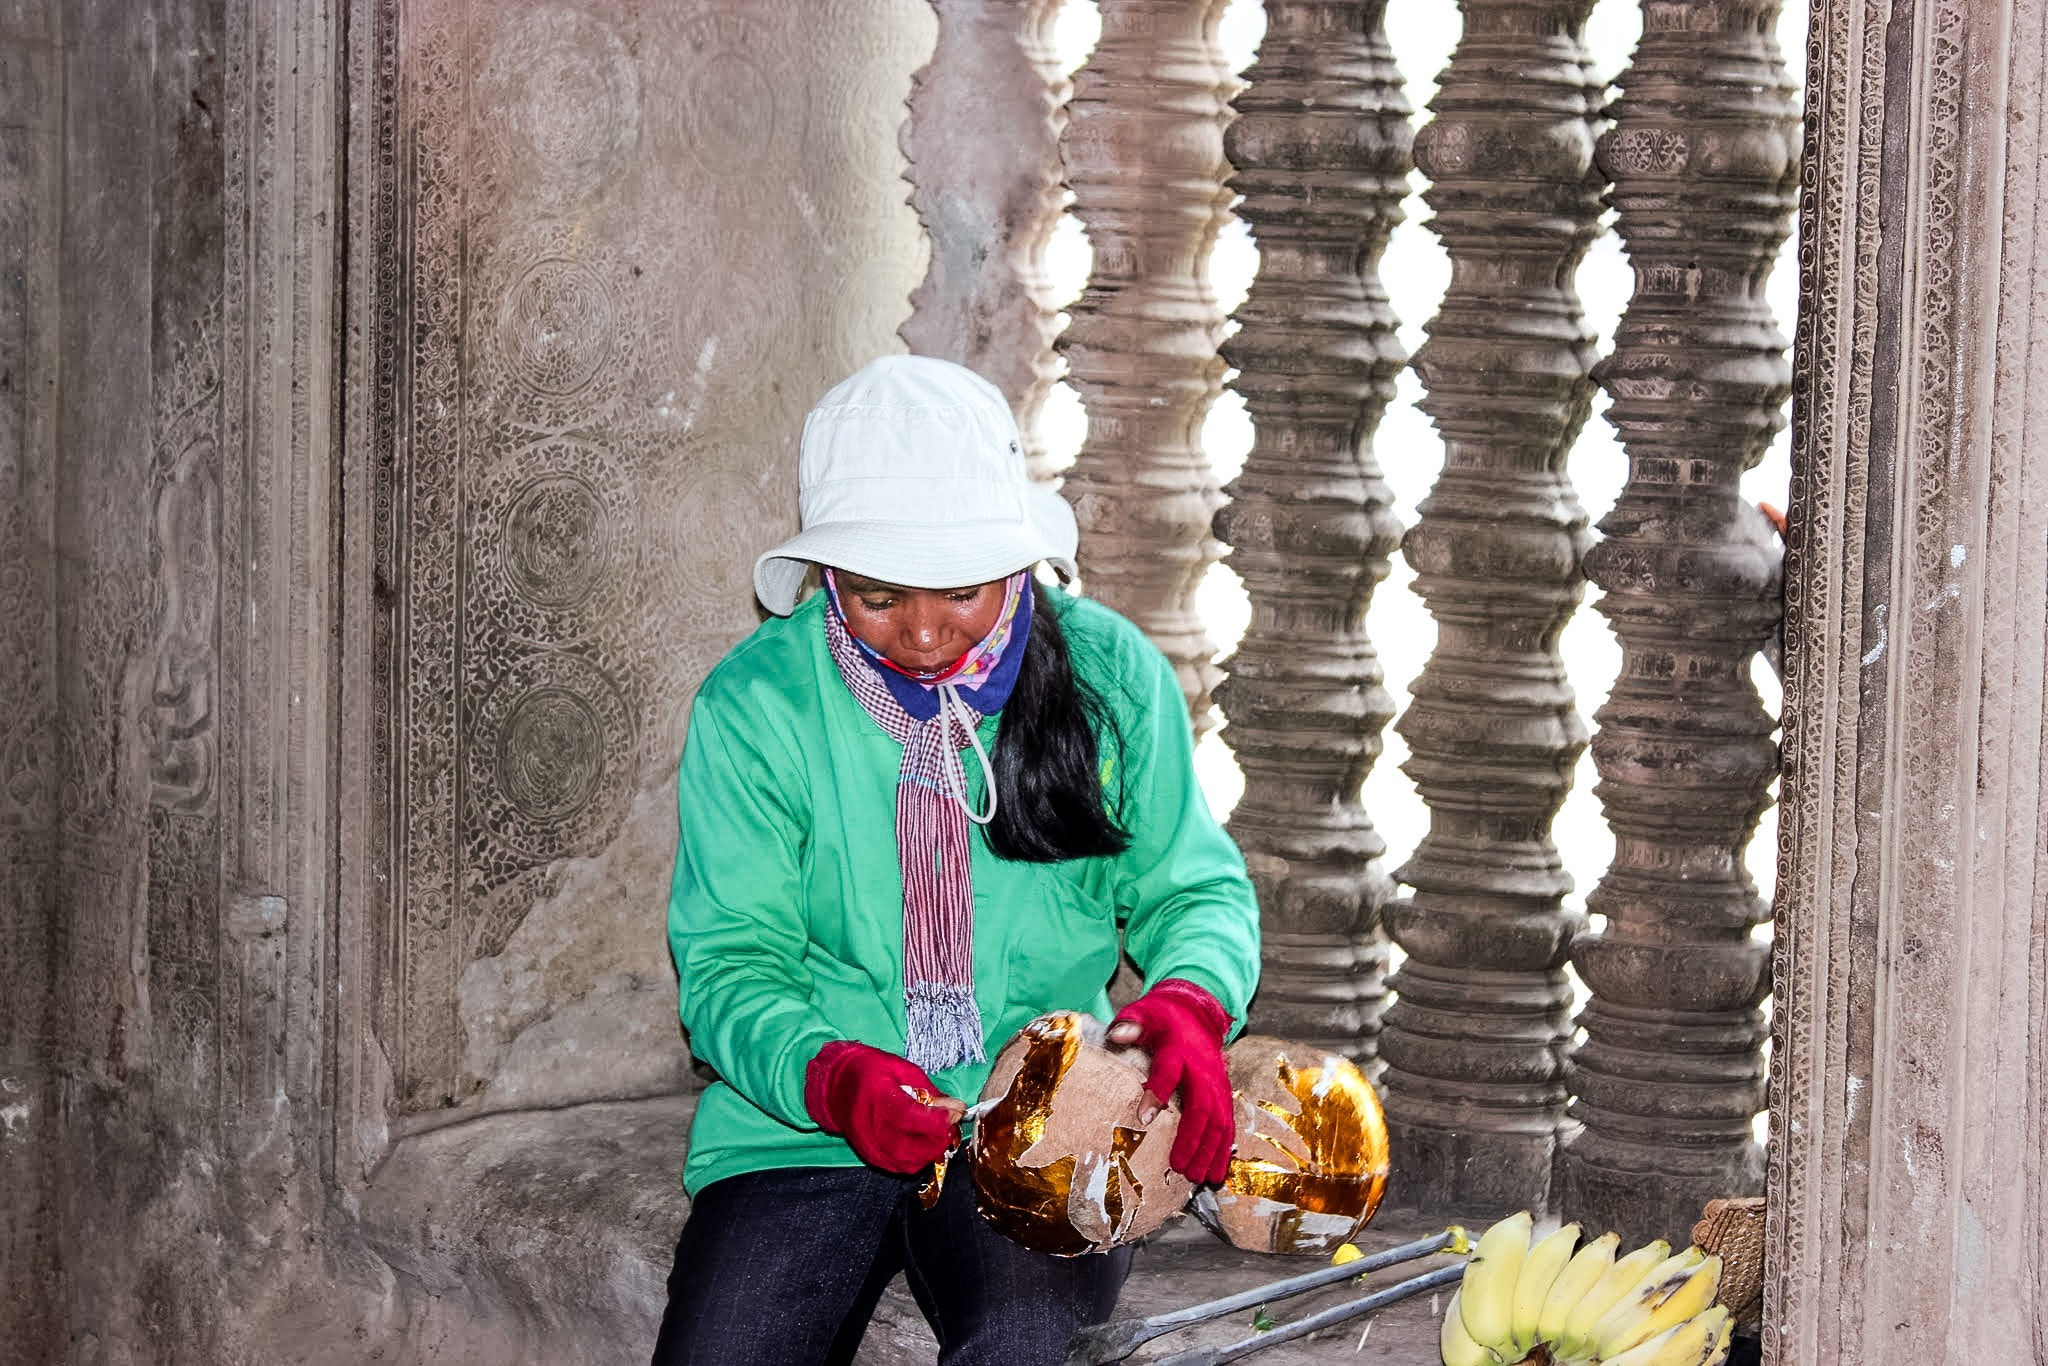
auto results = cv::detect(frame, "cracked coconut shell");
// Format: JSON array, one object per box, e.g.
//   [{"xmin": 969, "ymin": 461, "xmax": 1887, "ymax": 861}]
[
  {"xmin": 968, "ymin": 1011, "xmax": 1193, "ymax": 1256},
  {"xmin": 1192, "ymin": 1035, "xmax": 1390, "ymax": 1255}
]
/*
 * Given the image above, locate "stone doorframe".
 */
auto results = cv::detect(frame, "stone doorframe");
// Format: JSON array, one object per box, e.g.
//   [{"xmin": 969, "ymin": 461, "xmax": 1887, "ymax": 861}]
[{"xmin": 1764, "ymin": 0, "xmax": 2048, "ymax": 1360}]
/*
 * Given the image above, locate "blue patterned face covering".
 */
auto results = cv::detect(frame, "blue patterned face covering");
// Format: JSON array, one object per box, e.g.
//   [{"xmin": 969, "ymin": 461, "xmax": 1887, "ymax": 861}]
[{"xmin": 821, "ymin": 567, "xmax": 1034, "ymax": 723}]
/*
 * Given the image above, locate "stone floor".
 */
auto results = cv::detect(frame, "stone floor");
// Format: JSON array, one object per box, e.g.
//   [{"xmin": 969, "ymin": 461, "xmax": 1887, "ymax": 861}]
[
  {"xmin": 856, "ymin": 1207, "xmax": 1466, "ymax": 1365},
  {"xmin": 358, "ymin": 1096, "xmax": 1760, "ymax": 1365}
]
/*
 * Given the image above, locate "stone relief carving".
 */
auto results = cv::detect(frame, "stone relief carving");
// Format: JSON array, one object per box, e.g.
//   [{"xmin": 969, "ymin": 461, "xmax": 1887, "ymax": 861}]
[
  {"xmin": 1768, "ymin": 1, "xmax": 2048, "ymax": 1359},
  {"xmin": 149, "ymin": 322, "xmax": 224, "ymax": 815},
  {"xmin": 146, "ymin": 308, "xmax": 228, "ymax": 1101},
  {"xmin": 368, "ymin": 0, "xmax": 929, "ymax": 1117}
]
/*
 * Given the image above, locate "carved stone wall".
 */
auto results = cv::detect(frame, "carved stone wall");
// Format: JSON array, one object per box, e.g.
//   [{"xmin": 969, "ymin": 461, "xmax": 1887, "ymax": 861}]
[
  {"xmin": 356, "ymin": 0, "xmax": 933, "ymax": 1136},
  {"xmin": 0, "ymin": 1, "xmax": 360, "ymax": 1358},
  {"xmin": 1214, "ymin": 0, "xmax": 1411, "ymax": 1065},
  {"xmin": 1767, "ymin": 0, "xmax": 2048, "ymax": 1359},
  {"xmin": 1558, "ymin": 0, "xmax": 1800, "ymax": 1246},
  {"xmin": 1, "ymin": 0, "xmax": 941, "ymax": 1358}
]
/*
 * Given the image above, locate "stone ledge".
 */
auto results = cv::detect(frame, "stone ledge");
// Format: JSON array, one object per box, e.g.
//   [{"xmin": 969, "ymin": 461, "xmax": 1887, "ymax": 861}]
[{"xmin": 355, "ymin": 1094, "xmax": 942, "ymax": 1364}]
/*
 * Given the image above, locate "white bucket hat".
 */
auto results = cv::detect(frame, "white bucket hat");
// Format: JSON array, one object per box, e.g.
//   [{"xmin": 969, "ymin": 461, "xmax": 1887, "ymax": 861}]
[{"xmin": 752, "ymin": 355, "xmax": 1079, "ymax": 616}]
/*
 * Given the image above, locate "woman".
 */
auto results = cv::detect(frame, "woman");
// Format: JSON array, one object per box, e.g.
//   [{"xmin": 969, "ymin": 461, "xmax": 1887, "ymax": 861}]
[{"xmin": 653, "ymin": 355, "xmax": 1261, "ymax": 1365}]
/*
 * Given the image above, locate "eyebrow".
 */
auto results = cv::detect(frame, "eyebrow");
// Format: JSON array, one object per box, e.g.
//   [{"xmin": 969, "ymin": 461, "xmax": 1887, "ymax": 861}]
[{"xmin": 838, "ymin": 575, "xmax": 910, "ymax": 594}]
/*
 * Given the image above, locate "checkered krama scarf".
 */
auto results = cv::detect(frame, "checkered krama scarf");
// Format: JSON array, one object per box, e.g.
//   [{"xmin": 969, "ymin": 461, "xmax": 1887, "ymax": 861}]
[{"xmin": 821, "ymin": 571, "xmax": 1032, "ymax": 1073}]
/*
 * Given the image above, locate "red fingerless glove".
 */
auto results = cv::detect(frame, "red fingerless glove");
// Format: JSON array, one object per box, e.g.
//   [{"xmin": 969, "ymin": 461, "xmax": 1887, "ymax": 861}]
[
  {"xmin": 803, "ymin": 1041, "xmax": 958, "ymax": 1174},
  {"xmin": 1110, "ymin": 978, "xmax": 1235, "ymax": 1186}
]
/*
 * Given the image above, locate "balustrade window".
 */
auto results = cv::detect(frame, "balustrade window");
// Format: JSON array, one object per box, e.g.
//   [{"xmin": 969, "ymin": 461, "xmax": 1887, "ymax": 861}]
[{"xmin": 946, "ymin": 0, "xmax": 1805, "ymax": 1236}]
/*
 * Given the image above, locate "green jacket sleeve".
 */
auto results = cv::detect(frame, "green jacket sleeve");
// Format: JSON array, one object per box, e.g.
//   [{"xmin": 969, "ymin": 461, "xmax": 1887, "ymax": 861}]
[
  {"xmin": 1099, "ymin": 621, "xmax": 1262, "ymax": 1029},
  {"xmin": 667, "ymin": 668, "xmax": 840, "ymax": 1129}
]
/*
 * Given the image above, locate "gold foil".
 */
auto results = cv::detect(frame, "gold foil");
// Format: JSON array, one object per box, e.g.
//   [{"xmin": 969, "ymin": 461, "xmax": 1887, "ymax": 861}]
[
  {"xmin": 1195, "ymin": 1037, "xmax": 1391, "ymax": 1255},
  {"xmin": 968, "ymin": 1012, "xmax": 1191, "ymax": 1256}
]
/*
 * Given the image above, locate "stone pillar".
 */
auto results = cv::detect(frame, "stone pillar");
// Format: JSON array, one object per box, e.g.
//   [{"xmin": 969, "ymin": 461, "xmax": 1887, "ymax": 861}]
[
  {"xmin": 1767, "ymin": 0, "xmax": 2048, "ymax": 1359},
  {"xmin": 901, "ymin": 0, "xmax": 1071, "ymax": 477},
  {"xmin": 1557, "ymin": 0, "xmax": 1800, "ymax": 1246},
  {"xmin": 1213, "ymin": 0, "xmax": 1410, "ymax": 1064},
  {"xmin": 0, "ymin": 2, "xmax": 63, "ymax": 1353},
  {"xmin": 1059, "ymin": 0, "xmax": 1237, "ymax": 726},
  {"xmin": 1376, "ymin": 0, "xmax": 1605, "ymax": 1213},
  {"xmin": 0, "ymin": 0, "xmax": 349, "ymax": 1354}
]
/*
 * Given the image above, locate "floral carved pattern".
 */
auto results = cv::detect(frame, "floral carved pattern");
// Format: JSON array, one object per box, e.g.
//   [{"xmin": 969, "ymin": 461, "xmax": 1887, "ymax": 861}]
[{"xmin": 369, "ymin": 0, "xmax": 924, "ymax": 1114}]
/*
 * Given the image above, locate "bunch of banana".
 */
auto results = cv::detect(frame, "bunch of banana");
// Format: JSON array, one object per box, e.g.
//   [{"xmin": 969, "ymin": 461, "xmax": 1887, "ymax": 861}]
[{"xmin": 1439, "ymin": 1211, "xmax": 1734, "ymax": 1366}]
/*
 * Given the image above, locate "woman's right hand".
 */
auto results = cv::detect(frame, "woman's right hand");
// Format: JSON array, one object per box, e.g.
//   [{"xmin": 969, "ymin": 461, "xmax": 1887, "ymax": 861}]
[{"xmin": 803, "ymin": 1041, "xmax": 966, "ymax": 1173}]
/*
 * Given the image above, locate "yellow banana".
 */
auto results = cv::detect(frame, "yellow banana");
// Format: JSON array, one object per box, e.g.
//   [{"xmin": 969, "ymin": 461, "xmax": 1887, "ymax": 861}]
[
  {"xmin": 1586, "ymin": 1247, "xmax": 1709, "ymax": 1359},
  {"xmin": 1439, "ymin": 1287, "xmax": 1503, "ymax": 1366},
  {"xmin": 1457, "ymin": 1210, "xmax": 1533, "ymax": 1357},
  {"xmin": 1535, "ymin": 1229, "xmax": 1619, "ymax": 1348},
  {"xmin": 1692, "ymin": 1304, "xmax": 1736, "ymax": 1366},
  {"xmin": 1553, "ymin": 1236, "xmax": 1670, "ymax": 1361},
  {"xmin": 1592, "ymin": 1252, "xmax": 1721, "ymax": 1359},
  {"xmin": 1508, "ymin": 1221, "xmax": 1580, "ymax": 1357},
  {"xmin": 1598, "ymin": 1302, "xmax": 1733, "ymax": 1366},
  {"xmin": 1594, "ymin": 1320, "xmax": 1694, "ymax": 1366}
]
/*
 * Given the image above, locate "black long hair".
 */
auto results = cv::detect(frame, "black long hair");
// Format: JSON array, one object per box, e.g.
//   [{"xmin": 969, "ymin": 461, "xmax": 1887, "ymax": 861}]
[{"xmin": 986, "ymin": 583, "xmax": 1131, "ymax": 862}]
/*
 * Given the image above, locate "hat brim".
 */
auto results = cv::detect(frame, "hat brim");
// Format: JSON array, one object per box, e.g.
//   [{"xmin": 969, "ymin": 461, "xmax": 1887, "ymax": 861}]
[{"xmin": 754, "ymin": 485, "xmax": 1077, "ymax": 615}]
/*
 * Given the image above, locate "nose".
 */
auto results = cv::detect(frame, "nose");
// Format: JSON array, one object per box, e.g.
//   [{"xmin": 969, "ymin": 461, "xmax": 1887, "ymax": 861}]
[{"xmin": 902, "ymin": 600, "xmax": 946, "ymax": 651}]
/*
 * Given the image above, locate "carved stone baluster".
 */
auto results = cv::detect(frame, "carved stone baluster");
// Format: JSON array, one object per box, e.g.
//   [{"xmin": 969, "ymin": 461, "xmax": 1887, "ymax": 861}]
[
  {"xmin": 1558, "ymin": 0, "xmax": 1800, "ymax": 1246},
  {"xmin": 1058, "ymin": 0, "xmax": 1236, "ymax": 724},
  {"xmin": 1214, "ymin": 1, "xmax": 1411, "ymax": 1063},
  {"xmin": 1376, "ymin": 0, "xmax": 1605, "ymax": 1212},
  {"xmin": 901, "ymin": 0, "xmax": 1071, "ymax": 478}
]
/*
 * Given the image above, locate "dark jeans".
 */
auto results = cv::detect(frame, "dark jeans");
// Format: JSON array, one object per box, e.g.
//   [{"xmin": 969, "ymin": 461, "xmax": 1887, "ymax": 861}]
[{"xmin": 649, "ymin": 1163, "xmax": 1131, "ymax": 1366}]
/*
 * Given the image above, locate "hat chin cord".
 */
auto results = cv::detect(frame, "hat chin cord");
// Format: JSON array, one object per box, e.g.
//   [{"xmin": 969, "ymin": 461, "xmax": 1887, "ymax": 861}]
[{"xmin": 937, "ymin": 683, "xmax": 999, "ymax": 827}]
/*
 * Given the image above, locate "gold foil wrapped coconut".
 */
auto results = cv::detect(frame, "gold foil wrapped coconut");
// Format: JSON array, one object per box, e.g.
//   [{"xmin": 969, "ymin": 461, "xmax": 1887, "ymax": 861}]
[
  {"xmin": 969, "ymin": 1012, "xmax": 1193, "ymax": 1256},
  {"xmin": 1192, "ymin": 1035, "xmax": 1390, "ymax": 1255}
]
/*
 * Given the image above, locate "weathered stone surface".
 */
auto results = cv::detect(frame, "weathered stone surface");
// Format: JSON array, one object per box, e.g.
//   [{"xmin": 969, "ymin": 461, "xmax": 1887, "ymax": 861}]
[
  {"xmin": 361, "ymin": 1096, "xmax": 691, "ymax": 1364},
  {"xmin": 900, "ymin": 0, "xmax": 1071, "ymax": 476},
  {"xmin": 1059, "ymin": 0, "xmax": 1239, "ymax": 727},
  {"xmin": 1214, "ymin": 0, "xmax": 1411, "ymax": 1064},
  {"xmin": 456, "ymin": 787, "xmax": 694, "ymax": 1113},
  {"xmin": 1377, "ymin": 0, "xmax": 1606, "ymax": 1215},
  {"xmin": 1766, "ymin": 0, "xmax": 2048, "ymax": 1359},
  {"xmin": 0, "ymin": 0, "xmax": 943, "ymax": 1359},
  {"xmin": 0, "ymin": 3, "xmax": 353, "ymax": 1360},
  {"xmin": 0, "ymin": 0, "xmax": 65, "ymax": 1354}
]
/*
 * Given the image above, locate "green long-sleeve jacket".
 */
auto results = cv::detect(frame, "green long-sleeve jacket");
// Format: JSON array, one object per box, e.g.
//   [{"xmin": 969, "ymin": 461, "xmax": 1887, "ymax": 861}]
[{"xmin": 667, "ymin": 588, "xmax": 1260, "ymax": 1195}]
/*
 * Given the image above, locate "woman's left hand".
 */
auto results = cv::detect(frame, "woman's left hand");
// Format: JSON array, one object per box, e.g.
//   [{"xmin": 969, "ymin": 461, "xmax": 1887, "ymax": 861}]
[{"xmin": 1106, "ymin": 978, "xmax": 1235, "ymax": 1185}]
